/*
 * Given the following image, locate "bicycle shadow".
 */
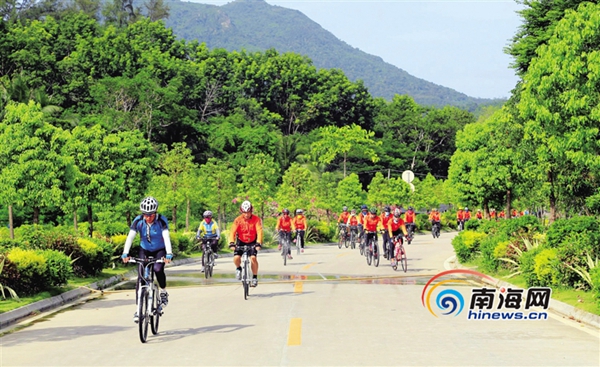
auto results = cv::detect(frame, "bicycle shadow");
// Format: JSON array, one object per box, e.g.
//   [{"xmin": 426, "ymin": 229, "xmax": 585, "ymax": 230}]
[
  {"xmin": 249, "ymin": 291, "xmax": 314, "ymax": 299},
  {"xmin": 148, "ymin": 324, "xmax": 253, "ymax": 343}
]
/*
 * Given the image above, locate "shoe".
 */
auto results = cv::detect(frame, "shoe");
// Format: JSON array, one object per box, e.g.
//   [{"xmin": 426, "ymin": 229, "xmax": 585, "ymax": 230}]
[
  {"xmin": 251, "ymin": 278, "xmax": 258, "ymax": 287},
  {"xmin": 214, "ymin": 253, "xmax": 219, "ymax": 259},
  {"xmin": 287, "ymin": 255, "xmax": 293, "ymax": 259},
  {"xmin": 200, "ymin": 266, "xmax": 205, "ymax": 273},
  {"xmin": 236, "ymin": 268, "xmax": 242, "ymax": 280},
  {"xmin": 160, "ymin": 290, "xmax": 169, "ymax": 307},
  {"xmin": 301, "ymin": 248, "xmax": 304, "ymax": 253},
  {"xmin": 133, "ymin": 312, "xmax": 139, "ymax": 324}
]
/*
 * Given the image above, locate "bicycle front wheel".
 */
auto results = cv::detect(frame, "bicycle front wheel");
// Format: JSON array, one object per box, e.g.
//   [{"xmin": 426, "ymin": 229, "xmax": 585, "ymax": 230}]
[
  {"xmin": 366, "ymin": 245, "xmax": 372, "ymax": 266},
  {"xmin": 373, "ymin": 244, "xmax": 379, "ymax": 267},
  {"xmin": 400, "ymin": 248, "xmax": 408, "ymax": 273},
  {"xmin": 243, "ymin": 262, "xmax": 250, "ymax": 300},
  {"xmin": 283, "ymin": 245, "xmax": 287, "ymax": 266},
  {"xmin": 138, "ymin": 288, "xmax": 149, "ymax": 343},
  {"xmin": 338, "ymin": 235, "xmax": 343, "ymax": 249},
  {"xmin": 203, "ymin": 252, "xmax": 210, "ymax": 279},
  {"xmin": 150, "ymin": 286, "xmax": 160, "ymax": 335}
]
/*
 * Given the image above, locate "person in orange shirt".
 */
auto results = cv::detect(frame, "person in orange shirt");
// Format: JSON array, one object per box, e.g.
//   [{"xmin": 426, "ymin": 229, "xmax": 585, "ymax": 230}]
[
  {"xmin": 499, "ymin": 210, "xmax": 505, "ymax": 219},
  {"xmin": 388, "ymin": 208, "xmax": 408, "ymax": 259},
  {"xmin": 490, "ymin": 209, "xmax": 497, "ymax": 221},
  {"xmin": 403, "ymin": 206, "xmax": 416, "ymax": 238},
  {"xmin": 457, "ymin": 208, "xmax": 465, "ymax": 231},
  {"xmin": 276, "ymin": 208, "xmax": 293, "ymax": 259},
  {"xmin": 228, "ymin": 200, "xmax": 263, "ymax": 287},
  {"xmin": 337, "ymin": 206, "xmax": 350, "ymax": 242},
  {"xmin": 464, "ymin": 207, "xmax": 471, "ymax": 221},
  {"xmin": 476, "ymin": 209, "xmax": 483, "ymax": 220},
  {"xmin": 430, "ymin": 208, "xmax": 441, "ymax": 238},
  {"xmin": 292, "ymin": 209, "xmax": 307, "ymax": 253},
  {"xmin": 511, "ymin": 209, "xmax": 518, "ymax": 218},
  {"xmin": 346, "ymin": 209, "xmax": 360, "ymax": 244},
  {"xmin": 363, "ymin": 207, "xmax": 382, "ymax": 254},
  {"xmin": 380, "ymin": 206, "xmax": 392, "ymax": 259},
  {"xmin": 358, "ymin": 204, "xmax": 369, "ymax": 245}
]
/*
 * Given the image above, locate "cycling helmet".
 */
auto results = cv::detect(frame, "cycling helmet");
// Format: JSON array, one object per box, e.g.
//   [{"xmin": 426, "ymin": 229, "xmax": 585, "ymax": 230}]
[
  {"xmin": 464, "ymin": 207, "xmax": 469, "ymax": 211},
  {"xmin": 408, "ymin": 206, "xmax": 414, "ymax": 211},
  {"xmin": 240, "ymin": 200, "xmax": 253, "ymax": 213},
  {"xmin": 384, "ymin": 206, "xmax": 391, "ymax": 213},
  {"xmin": 351, "ymin": 209, "xmax": 356, "ymax": 214},
  {"xmin": 369, "ymin": 207, "xmax": 377, "ymax": 214},
  {"xmin": 432, "ymin": 208, "xmax": 437, "ymax": 212},
  {"xmin": 203, "ymin": 210, "xmax": 213, "ymax": 218},
  {"xmin": 394, "ymin": 208, "xmax": 401, "ymax": 217},
  {"xmin": 283, "ymin": 208, "xmax": 290, "ymax": 215},
  {"xmin": 140, "ymin": 196, "xmax": 158, "ymax": 214},
  {"xmin": 296, "ymin": 209, "xmax": 303, "ymax": 214},
  {"xmin": 342, "ymin": 206, "xmax": 348, "ymax": 211},
  {"xmin": 361, "ymin": 204, "xmax": 368, "ymax": 210}
]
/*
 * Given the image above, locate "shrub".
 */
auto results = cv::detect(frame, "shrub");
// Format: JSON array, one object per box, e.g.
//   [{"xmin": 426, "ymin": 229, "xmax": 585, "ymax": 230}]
[
  {"xmin": 416, "ymin": 214, "xmax": 431, "ymax": 231},
  {"xmin": 534, "ymin": 248, "xmax": 558, "ymax": 287},
  {"xmin": 309, "ymin": 220, "xmax": 336, "ymax": 242},
  {"xmin": 479, "ymin": 235, "xmax": 507, "ymax": 272},
  {"xmin": 74, "ymin": 238, "xmax": 111, "ymax": 277},
  {"xmin": 0, "ymin": 239, "xmax": 25, "ymax": 253},
  {"xmin": 6, "ymin": 248, "xmax": 48, "ymax": 294},
  {"xmin": 555, "ymin": 232, "xmax": 599, "ymax": 288},
  {"xmin": 465, "ymin": 219, "xmax": 481, "ymax": 231},
  {"xmin": 441, "ymin": 211, "xmax": 456, "ymax": 230},
  {"xmin": 547, "ymin": 216, "xmax": 600, "ymax": 249},
  {"xmin": 40, "ymin": 249, "xmax": 73, "ymax": 286},
  {"xmin": 520, "ymin": 246, "xmax": 544, "ymax": 287},
  {"xmin": 94, "ymin": 221, "xmax": 130, "ymax": 237},
  {"xmin": 590, "ymin": 267, "xmax": 600, "ymax": 306},
  {"xmin": 452, "ymin": 230, "xmax": 487, "ymax": 263}
]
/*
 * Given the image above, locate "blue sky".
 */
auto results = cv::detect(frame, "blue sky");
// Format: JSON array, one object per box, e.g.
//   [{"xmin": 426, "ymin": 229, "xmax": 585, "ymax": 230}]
[{"xmin": 187, "ymin": 0, "xmax": 525, "ymax": 99}]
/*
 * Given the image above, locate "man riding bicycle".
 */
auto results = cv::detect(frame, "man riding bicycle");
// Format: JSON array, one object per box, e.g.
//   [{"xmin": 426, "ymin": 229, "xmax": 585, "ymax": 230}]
[
  {"xmin": 228, "ymin": 200, "xmax": 263, "ymax": 287},
  {"xmin": 380, "ymin": 206, "xmax": 392, "ymax": 259},
  {"xmin": 292, "ymin": 209, "xmax": 307, "ymax": 253},
  {"xmin": 363, "ymin": 207, "xmax": 382, "ymax": 252},
  {"xmin": 196, "ymin": 210, "xmax": 220, "ymax": 272},
  {"xmin": 121, "ymin": 196, "xmax": 173, "ymax": 323},
  {"xmin": 346, "ymin": 209, "xmax": 359, "ymax": 242},
  {"xmin": 358, "ymin": 204, "xmax": 369, "ymax": 245},
  {"xmin": 403, "ymin": 206, "xmax": 416, "ymax": 238},
  {"xmin": 277, "ymin": 208, "xmax": 293, "ymax": 259},
  {"xmin": 388, "ymin": 208, "xmax": 409, "ymax": 260},
  {"xmin": 337, "ymin": 206, "xmax": 350, "ymax": 240},
  {"xmin": 430, "ymin": 208, "xmax": 441, "ymax": 236}
]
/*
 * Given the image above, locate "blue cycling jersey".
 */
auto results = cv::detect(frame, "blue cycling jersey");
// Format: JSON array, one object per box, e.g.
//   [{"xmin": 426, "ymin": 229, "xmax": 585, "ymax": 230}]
[{"xmin": 130, "ymin": 214, "xmax": 169, "ymax": 252}]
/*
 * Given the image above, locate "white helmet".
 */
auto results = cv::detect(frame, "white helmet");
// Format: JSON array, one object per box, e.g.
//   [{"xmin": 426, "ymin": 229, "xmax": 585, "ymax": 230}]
[
  {"xmin": 240, "ymin": 200, "xmax": 253, "ymax": 213},
  {"xmin": 394, "ymin": 208, "xmax": 402, "ymax": 218},
  {"xmin": 140, "ymin": 196, "xmax": 158, "ymax": 214}
]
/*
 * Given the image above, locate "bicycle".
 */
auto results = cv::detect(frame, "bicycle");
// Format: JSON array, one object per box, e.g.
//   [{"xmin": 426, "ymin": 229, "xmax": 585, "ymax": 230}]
[
  {"xmin": 128, "ymin": 257, "xmax": 165, "ymax": 343},
  {"xmin": 295, "ymin": 230, "xmax": 303, "ymax": 255},
  {"xmin": 406, "ymin": 223, "xmax": 415, "ymax": 244},
  {"xmin": 280, "ymin": 232, "xmax": 291, "ymax": 266},
  {"xmin": 432, "ymin": 221, "xmax": 441, "ymax": 238},
  {"xmin": 237, "ymin": 245, "xmax": 254, "ymax": 300},
  {"xmin": 200, "ymin": 238, "xmax": 216, "ymax": 278},
  {"xmin": 390, "ymin": 235, "xmax": 408, "ymax": 272},
  {"xmin": 338, "ymin": 224, "xmax": 348, "ymax": 249},
  {"xmin": 349, "ymin": 226, "xmax": 358, "ymax": 249},
  {"xmin": 365, "ymin": 231, "xmax": 379, "ymax": 267},
  {"xmin": 358, "ymin": 225, "xmax": 365, "ymax": 255}
]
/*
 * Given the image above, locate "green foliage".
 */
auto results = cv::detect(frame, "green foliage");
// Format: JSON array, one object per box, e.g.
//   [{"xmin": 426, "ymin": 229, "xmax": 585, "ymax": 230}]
[
  {"xmin": 451, "ymin": 230, "xmax": 487, "ymax": 263},
  {"xmin": 416, "ymin": 213, "xmax": 431, "ymax": 231},
  {"xmin": 75, "ymin": 237, "xmax": 112, "ymax": 277},
  {"xmin": 94, "ymin": 221, "xmax": 129, "ymax": 237},
  {"xmin": 441, "ymin": 211, "xmax": 456, "ymax": 230},
  {"xmin": 7, "ymin": 247, "xmax": 47, "ymax": 294},
  {"xmin": 336, "ymin": 173, "xmax": 366, "ymax": 211},
  {"xmin": 546, "ymin": 216, "xmax": 600, "ymax": 249},
  {"xmin": 464, "ymin": 219, "xmax": 481, "ymax": 231},
  {"xmin": 309, "ymin": 220, "xmax": 336, "ymax": 243},
  {"xmin": 39, "ymin": 249, "xmax": 73, "ymax": 286},
  {"xmin": 534, "ymin": 248, "xmax": 558, "ymax": 287},
  {"xmin": 520, "ymin": 245, "xmax": 544, "ymax": 288},
  {"xmin": 0, "ymin": 255, "xmax": 19, "ymax": 300}
]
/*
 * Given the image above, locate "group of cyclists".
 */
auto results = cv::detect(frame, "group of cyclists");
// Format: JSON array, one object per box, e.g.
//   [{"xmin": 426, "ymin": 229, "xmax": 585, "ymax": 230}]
[{"xmin": 275, "ymin": 208, "xmax": 307, "ymax": 260}]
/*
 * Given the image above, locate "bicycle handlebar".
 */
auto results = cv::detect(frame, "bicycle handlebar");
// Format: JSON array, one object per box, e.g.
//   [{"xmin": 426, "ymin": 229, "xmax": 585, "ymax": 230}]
[{"xmin": 127, "ymin": 257, "xmax": 165, "ymax": 264}]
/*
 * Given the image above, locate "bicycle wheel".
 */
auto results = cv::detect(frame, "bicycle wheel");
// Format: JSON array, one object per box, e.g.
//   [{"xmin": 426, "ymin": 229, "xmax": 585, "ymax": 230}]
[
  {"xmin": 366, "ymin": 243, "xmax": 372, "ymax": 266},
  {"xmin": 138, "ymin": 287, "xmax": 149, "ymax": 343},
  {"xmin": 243, "ymin": 262, "xmax": 249, "ymax": 300},
  {"xmin": 359, "ymin": 237, "xmax": 364, "ymax": 255},
  {"xmin": 400, "ymin": 247, "xmax": 408, "ymax": 273},
  {"xmin": 373, "ymin": 243, "xmax": 379, "ymax": 267},
  {"xmin": 283, "ymin": 244, "xmax": 287, "ymax": 266},
  {"xmin": 150, "ymin": 286, "xmax": 160, "ymax": 335},
  {"xmin": 207, "ymin": 252, "xmax": 214, "ymax": 278},
  {"xmin": 338, "ymin": 234, "xmax": 343, "ymax": 249},
  {"xmin": 203, "ymin": 252, "xmax": 210, "ymax": 279}
]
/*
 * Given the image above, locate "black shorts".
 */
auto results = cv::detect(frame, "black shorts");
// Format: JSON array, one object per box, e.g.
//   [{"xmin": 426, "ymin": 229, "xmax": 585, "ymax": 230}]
[{"xmin": 233, "ymin": 241, "xmax": 259, "ymax": 257}]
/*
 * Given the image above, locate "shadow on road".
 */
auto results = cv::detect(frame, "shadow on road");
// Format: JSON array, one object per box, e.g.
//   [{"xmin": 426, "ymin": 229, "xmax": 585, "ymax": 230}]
[
  {"xmin": 0, "ymin": 325, "xmax": 130, "ymax": 346},
  {"xmin": 148, "ymin": 324, "xmax": 253, "ymax": 342}
]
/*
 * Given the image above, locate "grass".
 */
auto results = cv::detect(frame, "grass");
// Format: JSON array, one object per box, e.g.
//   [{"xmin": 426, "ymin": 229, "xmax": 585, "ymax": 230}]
[{"xmin": 460, "ymin": 258, "xmax": 600, "ymax": 316}]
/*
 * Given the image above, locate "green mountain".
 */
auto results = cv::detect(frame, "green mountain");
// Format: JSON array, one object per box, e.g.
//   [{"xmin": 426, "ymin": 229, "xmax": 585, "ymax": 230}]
[{"xmin": 164, "ymin": 0, "xmax": 501, "ymax": 108}]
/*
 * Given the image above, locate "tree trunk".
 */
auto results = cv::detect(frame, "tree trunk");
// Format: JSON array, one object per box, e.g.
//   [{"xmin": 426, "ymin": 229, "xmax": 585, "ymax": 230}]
[
  {"xmin": 33, "ymin": 207, "xmax": 40, "ymax": 224},
  {"xmin": 73, "ymin": 211, "xmax": 78, "ymax": 231},
  {"xmin": 343, "ymin": 152, "xmax": 347, "ymax": 178},
  {"xmin": 172, "ymin": 205, "xmax": 177, "ymax": 232},
  {"xmin": 87, "ymin": 205, "xmax": 93, "ymax": 237},
  {"xmin": 185, "ymin": 199, "xmax": 190, "ymax": 232},
  {"xmin": 505, "ymin": 190, "xmax": 511, "ymax": 220},
  {"xmin": 483, "ymin": 200, "xmax": 489, "ymax": 220},
  {"xmin": 126, "ymin": 211, "xmax": 131, "ymax": 225},
  {"xmin": 8, "ymin": 205, "xmax": 14, "ymax": 240},
  {"xmin": 548, "ymin": 171, "xmax": 557, "ymax": 223}
]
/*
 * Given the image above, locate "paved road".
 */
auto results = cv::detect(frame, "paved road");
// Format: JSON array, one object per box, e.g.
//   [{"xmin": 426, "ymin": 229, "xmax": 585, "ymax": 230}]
[{"xmin": 1, "ymin": 232, "xmax": 599, "ymax": 366}]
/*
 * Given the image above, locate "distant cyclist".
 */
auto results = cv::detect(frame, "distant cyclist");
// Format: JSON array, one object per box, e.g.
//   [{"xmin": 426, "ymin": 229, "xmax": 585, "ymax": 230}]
[
  {"xmin": 363, "ymin": 207, "xmax": 382, "ymax": 252},
  {"xmin": 358, "ymin": 204, "xmax": 369, "ymax": 244},
  {"xmin": 403, "ymin": 206, "xmax": 416, "ymax": 238},
  {"xmin": 277, "ymin": 208, "xmax": 293, "ymax": 259},
  {"xmin": 196, "ymin": 210, "xmax": 220, "ymax": 272},
  {"xmin": 379, "ymin": 206, "xmax": 392, "ymax": 258},
  {"xmin": 292, "ymin": 209, "xmax": 307, "ymax": 253},
  {"xmin": 121, "ymin": 196, "xmax": 173, "ymax": 323},
  {"xmin": 337, "ymin": 206, "xmax": 350, "ymax": 240},
  {"xmin": 388, "ymin": 208, "xmax": 409, "ymax": 260},
  {"xmin": 228, "ymin": 200, "xmax": 263, "ymax": 287}
]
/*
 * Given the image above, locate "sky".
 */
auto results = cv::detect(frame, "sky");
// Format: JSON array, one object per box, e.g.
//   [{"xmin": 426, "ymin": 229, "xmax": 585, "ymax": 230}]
[{"xmin": 187, "ymin": 0, "xmax": 525, "ymax": 99}]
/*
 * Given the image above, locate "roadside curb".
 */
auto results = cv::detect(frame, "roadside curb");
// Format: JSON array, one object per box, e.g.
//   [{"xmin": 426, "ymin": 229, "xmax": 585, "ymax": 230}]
[{"xmin": 444, "ymin": 255, "xmax": 600, "ymax": 331}]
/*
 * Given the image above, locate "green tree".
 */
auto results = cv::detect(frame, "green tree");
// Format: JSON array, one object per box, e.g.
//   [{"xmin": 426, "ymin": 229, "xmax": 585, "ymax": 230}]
[
  {"xmin": 198, "ymin": 158, "xmax": 237, "ymax": 227},
  {"xmin": 517, "ymin": 2, "xmax": 600, "ymax": 221},
  {"xmin": 336, "ymin": 173, "xmax": 366, "ymax": 212},
  {"xmin": 311, "ymin": 124, "xmax": 380, "ymax": 177},
  {"xmin": 238, "ymin": 153, "xmax": 280, "ymax": 219},
  {"xmin": 311, "ymin": 171, "xmax": 340, "ymax": 222},
  {"xmin": 276, "ymin": 163, "xmax": 313, "ymax": 213},
  {"xmin": 367, "ymin": 172, "xmax": 411, "ymax": 209}
]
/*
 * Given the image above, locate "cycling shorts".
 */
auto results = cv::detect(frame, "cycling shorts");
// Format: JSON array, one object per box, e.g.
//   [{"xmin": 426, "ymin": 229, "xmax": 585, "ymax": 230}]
[{"xmin": 233, "ymin": 240, "xmax": 259, "ymax": 257}]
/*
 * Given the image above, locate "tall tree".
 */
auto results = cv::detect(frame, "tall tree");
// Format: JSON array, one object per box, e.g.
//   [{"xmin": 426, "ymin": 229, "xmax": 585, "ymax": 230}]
[{"xmin": 238, "ymin": 153, "xmax": 280, "ymax": 219}]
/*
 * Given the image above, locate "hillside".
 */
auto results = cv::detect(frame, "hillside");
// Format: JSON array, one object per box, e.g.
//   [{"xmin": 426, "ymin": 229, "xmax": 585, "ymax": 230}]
[{"xmin": 164, "ymin": 0, "xmax": 501, "ymax": 108}]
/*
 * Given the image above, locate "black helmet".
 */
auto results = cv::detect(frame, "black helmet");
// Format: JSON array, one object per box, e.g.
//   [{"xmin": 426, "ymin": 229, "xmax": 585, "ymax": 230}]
[
  {"xmin": 361, "ymin": 204, "xmax": 368, "ymax": 210},
  {"xmin": 408, "ymin": 206, "xmax": 414, "ymax": 211},
  {"xmin": 283, "ymin": 208, "xmax": 290, "ymax": 214},
  {"xmin": 384, "ymin": 206, "xmax": 391, "ymax": 213},
  {"xmin": 369, "ymin": 207, "xmax": 377, "ymax": 214}
]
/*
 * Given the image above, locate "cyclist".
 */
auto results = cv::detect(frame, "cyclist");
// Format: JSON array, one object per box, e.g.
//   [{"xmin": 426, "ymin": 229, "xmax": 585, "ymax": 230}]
[
  {"xmin": 337, "ymin": 206, "xmax": 350, "ymax": 241},
  {"xmin": 430, "ymin": 208, "xmax": 441, "ymax": 237},
  {"xmin": 457, "ymin": 207, "xmax": 465, "ymax": 231},
  {"xmin": 464, "ymin": 207, "xmax": 471, "ymax": 221},
  {"xmin": 380, "ymin": 206, "xmax": 392, "ymax": 259},
  {"xmin": 228, "ymin": 200, "xmax": 263, "ymax": 287},
  {"xmin": 358, "ymin": 204, "xmax": 369, "ymax": 245},
  {"xmin": 196, "ymin": 210, "xmax": 220, "ymax": 273},
  {"xmin": 476, "ymin": 209, "xmax": 483, "ymax": 220},
  {"xmin": 363, "ymin": 207, "xmax": 382, "ymax": 253},
  {"xmin": 403, "ymin": 206, "xmax": 416, "ymax": 239},
  {"xmin": 122, "ymin": 196, "xmax": 173, "ymax": 323},
  {"xmin": 276, "ymin": 208, "xmax": 293, "ymax": 259},
  {"xmin": 292, "ymin": 209, "xmax": 307, "ymax": 253},
  {"xmin": 388, "ymin": 208, "xmax": 409, "ymax": 260},
  {"xmin": 490, "ymin": 208, "xmax": 497, "ymax": 221},
  {"xmin": 346, "ymin": 209, "xmax": 359, "ymax": 244}
]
